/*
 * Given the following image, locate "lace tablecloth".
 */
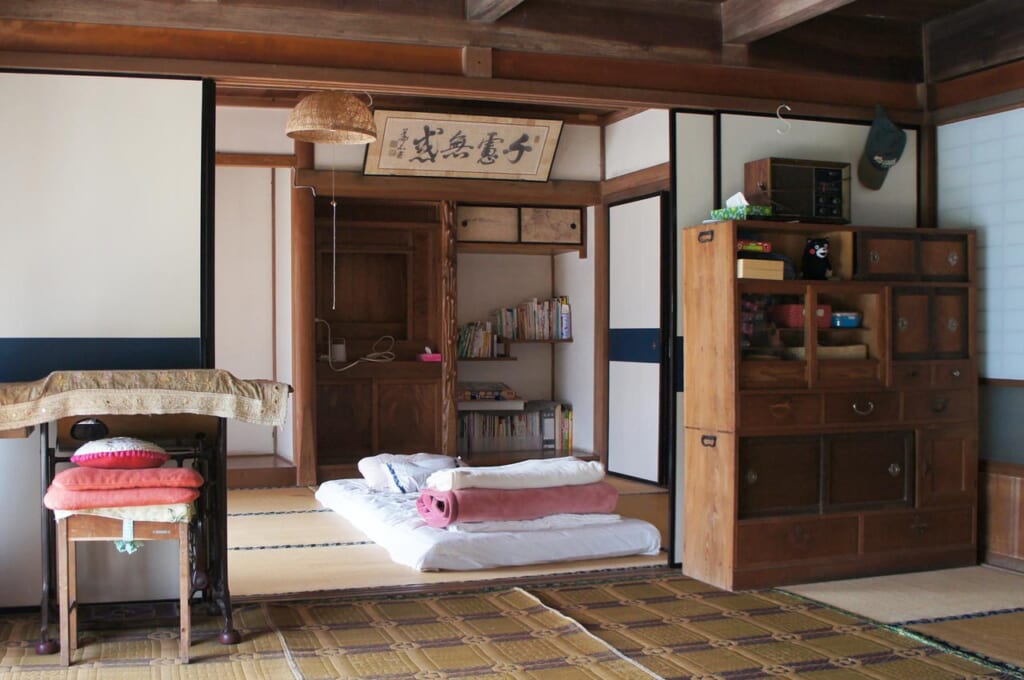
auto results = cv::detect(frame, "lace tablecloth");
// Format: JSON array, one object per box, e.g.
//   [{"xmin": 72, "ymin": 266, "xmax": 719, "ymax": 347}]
[{"xmin": 0, "ymin": 369, "xmax": 290, "ymax": 429}]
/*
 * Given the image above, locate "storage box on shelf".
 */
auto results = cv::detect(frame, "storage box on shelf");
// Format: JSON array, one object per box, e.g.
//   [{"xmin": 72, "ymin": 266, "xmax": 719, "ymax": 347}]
[{"xmin": 683, "ymin": 219, "xmax": 977, "ymax": 591}]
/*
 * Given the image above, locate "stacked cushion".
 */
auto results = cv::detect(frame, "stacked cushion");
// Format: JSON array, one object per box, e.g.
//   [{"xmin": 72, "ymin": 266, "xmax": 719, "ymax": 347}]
[{"xmin": 44, "ymin": 437, "xmax": 203, "ymax": 511}]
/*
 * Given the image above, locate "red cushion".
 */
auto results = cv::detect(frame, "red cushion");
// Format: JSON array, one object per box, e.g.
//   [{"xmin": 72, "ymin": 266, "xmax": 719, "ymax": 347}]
[
  {"xmin": 53, "ymin": 466, "xmax": 204, "ymax": 491},
  {"xmin": 43, "ymin": 486, "xmax": 200, "ymax": 511},
  {"xmin": 71, "ymin": 437, "xmax": 170, "ymax": 469}
]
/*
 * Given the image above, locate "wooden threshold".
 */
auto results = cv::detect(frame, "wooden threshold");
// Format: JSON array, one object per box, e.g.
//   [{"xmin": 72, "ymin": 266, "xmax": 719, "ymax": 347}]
[{"xmin": 227, "ymin": 454, "xmax": 296, "ymax": 488}]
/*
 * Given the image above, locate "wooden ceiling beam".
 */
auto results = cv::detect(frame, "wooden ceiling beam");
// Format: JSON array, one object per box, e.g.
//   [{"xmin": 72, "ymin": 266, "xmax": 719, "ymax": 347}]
[
  {"xmin": 466, "ymin": 0, "xmax": 526, "ymax": 23},
  {"xmin": 925, "ymin": 0, "xmax": 1024, "ymax": 82},
  {"xmin": 721, "ymin": 0, "xmax": 857, "ymax": 44}
]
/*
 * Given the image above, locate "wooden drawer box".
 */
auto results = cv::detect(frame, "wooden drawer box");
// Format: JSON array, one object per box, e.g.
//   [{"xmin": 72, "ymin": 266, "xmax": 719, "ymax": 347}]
[
  {"xmin": 736, "ymin": 516, "xmax": 859, "ymax": 565},
  {"xmin": 824, "ymin": 431, "xmax": 913, "ymax": 510},
  {"xmin": 920, "ymin": 235, "xmax": 968, "ymax": 281},
  {"xmin": 739, "ymin": 361, "xmax": 807, "ymax": 390},
  {"xmin": 739, "ymin": 436, "xmax": 820, "ymax": 517},
  {"xmin": 823, "ymin": 391, "xmax": 899, "ymax": 425},
  {"xmin": 520, "ymin": 207, "xmax": 582, "ymax": 244},
  {"xmin": 739, "ymin": 393, "xmax": 821, "ymax": 430},
  {"xmin": 902, "ymin": 389, "xmax": 976, "ymax": 424},
  {"xmin": 862, "ymin": 506, "xmax": 974, "ymax": 553},
  {"xmin": 455, "ymin": 205, "xmax": 518, "ymax": 242}
]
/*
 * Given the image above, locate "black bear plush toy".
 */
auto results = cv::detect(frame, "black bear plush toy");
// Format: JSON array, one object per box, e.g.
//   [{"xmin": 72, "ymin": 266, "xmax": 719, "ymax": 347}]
[{"xmin": 801, "ymin": 238, "xmax": 832, "ymax": 280}]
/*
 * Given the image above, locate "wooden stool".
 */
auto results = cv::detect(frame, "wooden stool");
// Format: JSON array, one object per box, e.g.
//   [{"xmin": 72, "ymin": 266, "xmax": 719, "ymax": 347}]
[{"xmin": 55, "ymin": 514, "xmax": 191, "ymax": 665}]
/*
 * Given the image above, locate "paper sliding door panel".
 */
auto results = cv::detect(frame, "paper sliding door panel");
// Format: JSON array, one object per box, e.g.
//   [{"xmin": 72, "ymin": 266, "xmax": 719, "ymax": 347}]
[
  {"xmin": 607, "ymin": 194, "xmax": 669, "ymax": 483},
  {"xmin": 215, "ymin": 167, "xmax": 276, "ymax": 455}
]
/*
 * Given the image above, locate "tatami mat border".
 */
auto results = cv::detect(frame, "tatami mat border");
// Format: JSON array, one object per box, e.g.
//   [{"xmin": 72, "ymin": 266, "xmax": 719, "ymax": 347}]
[
  {"xmin": 899, "ymin": 605, "xmax": 1024, "ymax": 626},
  {"xmin": 228, "ymin": 508, "xmax": 332, "ymax": 517},
  {"xmin": 775, "ymin": 587, "xmax": 1024, "ymax": 679},
  {"xmin": 229, "ymin": 540, "xmax": 373, "ymax": 551}
]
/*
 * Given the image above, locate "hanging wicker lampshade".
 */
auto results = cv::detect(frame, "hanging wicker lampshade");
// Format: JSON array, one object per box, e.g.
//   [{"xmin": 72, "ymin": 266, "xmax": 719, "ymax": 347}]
[{"xmin": 285, "ymin": 91, "xmax": 377, "ymax": 145}]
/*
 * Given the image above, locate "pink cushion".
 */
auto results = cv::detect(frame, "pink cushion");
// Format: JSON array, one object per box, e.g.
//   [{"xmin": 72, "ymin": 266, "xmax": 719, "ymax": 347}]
[
  {"xmin": 71, "ymin": 437, "xmax": 170, "ymax": 469},
  {"xmin": 53, "ymin": 466, "xmax": 204, "ymax": 491},
  {"xmin": 44, "ymin": 485, "xmax": 200, "ymax": 511}
]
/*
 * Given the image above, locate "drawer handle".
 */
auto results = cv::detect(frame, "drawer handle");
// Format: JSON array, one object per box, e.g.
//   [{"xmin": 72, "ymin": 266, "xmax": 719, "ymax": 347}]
[
  {"xmin": 869, "ymin": 250, "xmax": 880, "ymax": 263},
  {"xmin": 897, "ymin": 317, "xmax": 909, "ymax": 331},
  {"xmin": 569, "ymin": 222, "xmax": 578, "ymax": 230},
  {"xmin": 852, "ymin": 400, "xmax": 875, "ymax": 416},
  {"xmin": 947, "ymin": 318, "xmax": 959, "ymax": 332},
  {"xmin": 951, "ymin": 368, "xmax": 961, "ymax": 378},
  {"xmin": 888, "ymin": 462, "xmax": 902, "ymax": 477},
  {"xmin": 698, "ymin": 230, "xmax": 715, "ymax": 243},
  {"xmin": 768, "ymin": 400, "xmax": 792, "ymax": 419},
  {"xmin": 790, "ymin": 526, "xmax": 810, "ymax": 545},
  {"xmin": 931, "ymin": 397, "xmax": 950, "ymax": 413},
  {"xmin": 910, "ymin": 518, "xmax": 929, "ymax": 534},
  {"xmin": 701, "ymin": 434, "xmax": 717, "ymax": 447},
  {"xmin": 947, "ymin": 252, "xmax": 959, "ymax": 267},
  {"xmin": 906, "ymin": 369, "xmax": 920, "ymax": 378},
  {"xmin": 745, "ymin": 469, "xmax": 758, "ymax": 485}
]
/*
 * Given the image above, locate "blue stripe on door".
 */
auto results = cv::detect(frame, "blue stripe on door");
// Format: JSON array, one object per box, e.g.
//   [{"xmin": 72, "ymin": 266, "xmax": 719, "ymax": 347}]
[
  {"xmin": 0, "ymin": 338, "xmax": 204, "ymax": 382},
  {"xmin": 608, "ymin": 328, "xmax": 661, "ymax": 363}
]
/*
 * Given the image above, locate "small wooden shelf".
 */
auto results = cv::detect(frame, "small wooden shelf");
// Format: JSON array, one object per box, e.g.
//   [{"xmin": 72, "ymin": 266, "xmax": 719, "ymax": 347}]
[
  {"xmin": 502, "ymin": 338, "xmax": 574, "ymax": 344},
  {"xmin": 457, "ymin": 356, "xmax": 517, "ymax": 361}
]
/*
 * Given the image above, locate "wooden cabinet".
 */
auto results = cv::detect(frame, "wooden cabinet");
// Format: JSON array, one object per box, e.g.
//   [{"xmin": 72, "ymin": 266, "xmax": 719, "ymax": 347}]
[
  {"xmin": 313, "ymin": 199, "xmax": 451, "ymax": 479},
  {"xmin": 455, "ymin": 204, "xmax": 585, "ymax": 254},
  {"xmin": 682, "ymin": 220, "xmax": 978, "ymax": 590}
]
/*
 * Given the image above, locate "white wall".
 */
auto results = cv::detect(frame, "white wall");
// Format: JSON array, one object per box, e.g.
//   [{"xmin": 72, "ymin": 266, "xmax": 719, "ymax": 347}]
[
  {"xmin": 605, "ymin": 110, "xmax": 670, "ymax": 179},
  {"xmin": 554, "ymin": 206, "xmax": 597, "ymax": 452},
  {"xmin": 720, "ymin": 114, "xmax": 918, "ymax": 227},
  {"xmin": 938, "ymin": 106, "xmax": 1024, "ymax": 380}
]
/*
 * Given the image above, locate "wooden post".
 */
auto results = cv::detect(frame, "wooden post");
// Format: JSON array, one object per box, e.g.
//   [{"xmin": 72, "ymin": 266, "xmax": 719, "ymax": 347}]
[{"xmin": 291, "ymin": 141, "xmax": 318, "ymax": 485}]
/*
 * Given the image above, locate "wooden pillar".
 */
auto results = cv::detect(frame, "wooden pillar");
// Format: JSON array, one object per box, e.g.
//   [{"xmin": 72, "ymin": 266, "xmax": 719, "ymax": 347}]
[{"xmin": 291, "ymin": 141, "xmax": 317, "ymax": 485}]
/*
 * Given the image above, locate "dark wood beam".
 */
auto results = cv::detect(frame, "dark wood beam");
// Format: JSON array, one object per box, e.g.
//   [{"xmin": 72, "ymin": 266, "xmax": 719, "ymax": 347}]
[
  {"xmin": 721, "ymin": 0, "xmax": 856, "ymax": 44},
  {"xmin": 466, "ymin": 0, "xmax": 525, "ymax": 23},
  {"xmin": 294, "ymin": 169, "xmax": 600, "ymax": 206},
  {"xmin": 925, "ymin": 0, "xmax": 1024, "ymax": 82}
]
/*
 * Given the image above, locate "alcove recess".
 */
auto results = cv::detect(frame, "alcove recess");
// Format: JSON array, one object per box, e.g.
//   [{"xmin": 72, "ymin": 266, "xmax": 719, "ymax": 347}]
[{"xmin": 313, "ymin": 198, "xmax": 450, "ymax": 479}]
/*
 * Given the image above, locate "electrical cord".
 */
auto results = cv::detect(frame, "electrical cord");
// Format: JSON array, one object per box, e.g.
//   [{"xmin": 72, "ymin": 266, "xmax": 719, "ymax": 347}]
[{"xmin": 315, "ymin": 318, "xmax": 396, "ymax": 372}]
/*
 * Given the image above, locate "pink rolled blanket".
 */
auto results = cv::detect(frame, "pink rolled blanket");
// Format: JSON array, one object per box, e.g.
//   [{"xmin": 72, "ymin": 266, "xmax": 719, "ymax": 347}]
[{"xmin": 416, "ymin": 482, "xmax": 618, "ymax": 528}]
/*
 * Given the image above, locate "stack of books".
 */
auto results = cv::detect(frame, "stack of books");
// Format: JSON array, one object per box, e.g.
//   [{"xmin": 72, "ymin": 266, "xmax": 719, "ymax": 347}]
[{"xmin": 456, "ymin": 382, "xmax": 524, "ymax": 411}]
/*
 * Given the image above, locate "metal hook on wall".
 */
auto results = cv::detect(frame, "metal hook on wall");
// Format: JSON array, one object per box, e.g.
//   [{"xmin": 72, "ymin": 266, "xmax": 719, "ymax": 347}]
[{"xmin": 776, "ymin": 104, "xmax": 792, "ymax": 135}]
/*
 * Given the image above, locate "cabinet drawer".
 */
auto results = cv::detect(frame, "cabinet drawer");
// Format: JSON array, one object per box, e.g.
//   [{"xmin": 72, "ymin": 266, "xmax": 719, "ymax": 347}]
[
  {"xmin": 823, "ymin": 392, "xmax": 899, "ymax": 425},
  {"xmin": 920, "ymin": 235, "xmax": 968, "ymax": 281},
  {"xmin": 862, "ymin": 507, "xmax": 974, "ymax": 553},
  {"xmin": 520, "ymin": 207, "xmax": 582, "ymax": 244},
  {"xmin": 857, "ymin": 233, "xmax": 916, "ymax": 279},
  {"xmin": 931, "ymin": 360, "xmax": 974, "ymax": 389},
  {"xmin": 455, "ymin": 205, "xmax": 518, "ymax": 242},
  {"xmin": 736, "ymin": 516, "xmax": 859, "ymax": 565},
  {"xmin": 892, "ymin": 362, "xmax": 931, "ymax": 389},
  {"xmin": 739, "ymin": 436, "xmax": 820, "ymax": 517},
  {"xmin": 739, "ymin": 361, "xmax": 807, "ymax": 390},
  {"xmin": 903, "ymin": 389, "xmax": 976, "ymax": 424},
  {"xmin": 824, "ymin": 431, "xmax": 913, "ymax": 510},
  {"xmin": 739, "ymin": 393, "xmax": 821, "ymax": 430},
  {"xmin": 817, "ymin": 360, "xmax": 882, "ymax": 387}
]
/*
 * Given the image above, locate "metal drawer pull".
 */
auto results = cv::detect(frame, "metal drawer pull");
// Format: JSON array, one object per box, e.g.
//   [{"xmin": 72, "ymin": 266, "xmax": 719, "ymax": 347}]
[
  {"xmin": 745, "ymin": 469, "xmax": 758, "ymax": 485},
  {"xmin": 701, "ymin": 434, "xmax": 717, "ymax": 447},
  {"xmin": 932, "ymin": 397, "xmax": 949, "ymax": 413},
  {"xmin": 852, "ymin": 400, "xmax": 875, "ymax": 416},
  {"xmin": 888, "ymin": 462, "xmax": 902, "ymax": 477},
  {"xmin": 947, "ymin": 318, "xmax": 959, "ymax": 332},
  {"xmin": 952, "ymin": 368, "xmax": 961, "ymax": 378},
  {"xmin": 869, "ymin": 250, "xmax": 880, "ymax": 263},
  {"xmin": 698, "ymin": 230, "xmax": 714, "ymax": 243},
  {"xmin": 897, "ymin": 317, "xmax": 909, "ymax": 331},
  {"xmin": 948, "ymin": 252, "xmax": 959, "ymax": 266},
  {"xmin": 768, "ymin": 400, "xmax": 792, "ymax": 419},
  {"xmin": 910, "ymin": 517, "xmax": 929, "ymax": 534}
]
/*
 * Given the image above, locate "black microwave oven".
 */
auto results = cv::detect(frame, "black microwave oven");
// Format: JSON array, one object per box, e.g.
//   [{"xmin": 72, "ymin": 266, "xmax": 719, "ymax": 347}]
[{"xmin": 744, "ymin": 157, "xmax": 850, "ymax": 223}]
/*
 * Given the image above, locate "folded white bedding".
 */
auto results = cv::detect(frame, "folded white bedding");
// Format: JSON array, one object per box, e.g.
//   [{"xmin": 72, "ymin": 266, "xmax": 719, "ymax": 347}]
[
  {"xmin": 357, "ymin": 452, "xmax": 457, "ymax": 493},
  {"xmin": 314, "ymin": 479, "xmax": 661, "ymax": 571},
  {"xmin": 424, "ymin": 456, "xmax": 605, "ymax": 491},
  {"xmin": 446, "ymin": 513, "xmax": 621, "ymax": 533}
]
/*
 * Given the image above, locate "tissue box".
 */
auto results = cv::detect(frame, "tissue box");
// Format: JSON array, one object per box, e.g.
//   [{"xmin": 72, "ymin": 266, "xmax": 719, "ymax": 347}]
[{"xmin": 710, "ymin": 205, "xmax": 772, "ymax": 221}]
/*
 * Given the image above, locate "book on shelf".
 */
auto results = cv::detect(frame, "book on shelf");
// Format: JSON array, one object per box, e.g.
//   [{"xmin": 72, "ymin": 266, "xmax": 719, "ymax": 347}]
[
  {"xmin": 456, "ymin": 381, "xmax": 524, "ymax": 411},
  {"xmin": 456, "ymin": 400, "xmax": 573, "ymax": 455},
  {"xmin": 491, "ymin": 296, "xmax": 572, "ymax": 342}
]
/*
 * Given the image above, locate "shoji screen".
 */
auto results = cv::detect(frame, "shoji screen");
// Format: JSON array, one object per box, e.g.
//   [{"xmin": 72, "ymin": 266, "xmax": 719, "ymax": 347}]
[{"xmin": 0, "ymin": 72, "xmax": 210, "ymax": 380}]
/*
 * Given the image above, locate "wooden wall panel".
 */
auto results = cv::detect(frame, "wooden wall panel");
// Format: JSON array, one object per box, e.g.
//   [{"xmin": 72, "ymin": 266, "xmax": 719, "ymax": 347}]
[{"xmin": 981, "ymin": 460, "xmax": 1024, "ymax": 572}]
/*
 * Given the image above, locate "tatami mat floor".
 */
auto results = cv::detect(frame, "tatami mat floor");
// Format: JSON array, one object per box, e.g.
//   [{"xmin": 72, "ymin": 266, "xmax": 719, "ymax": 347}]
[{"xmin": 226, "ymin": 486, "xmax": 667, "ymax": 599}]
